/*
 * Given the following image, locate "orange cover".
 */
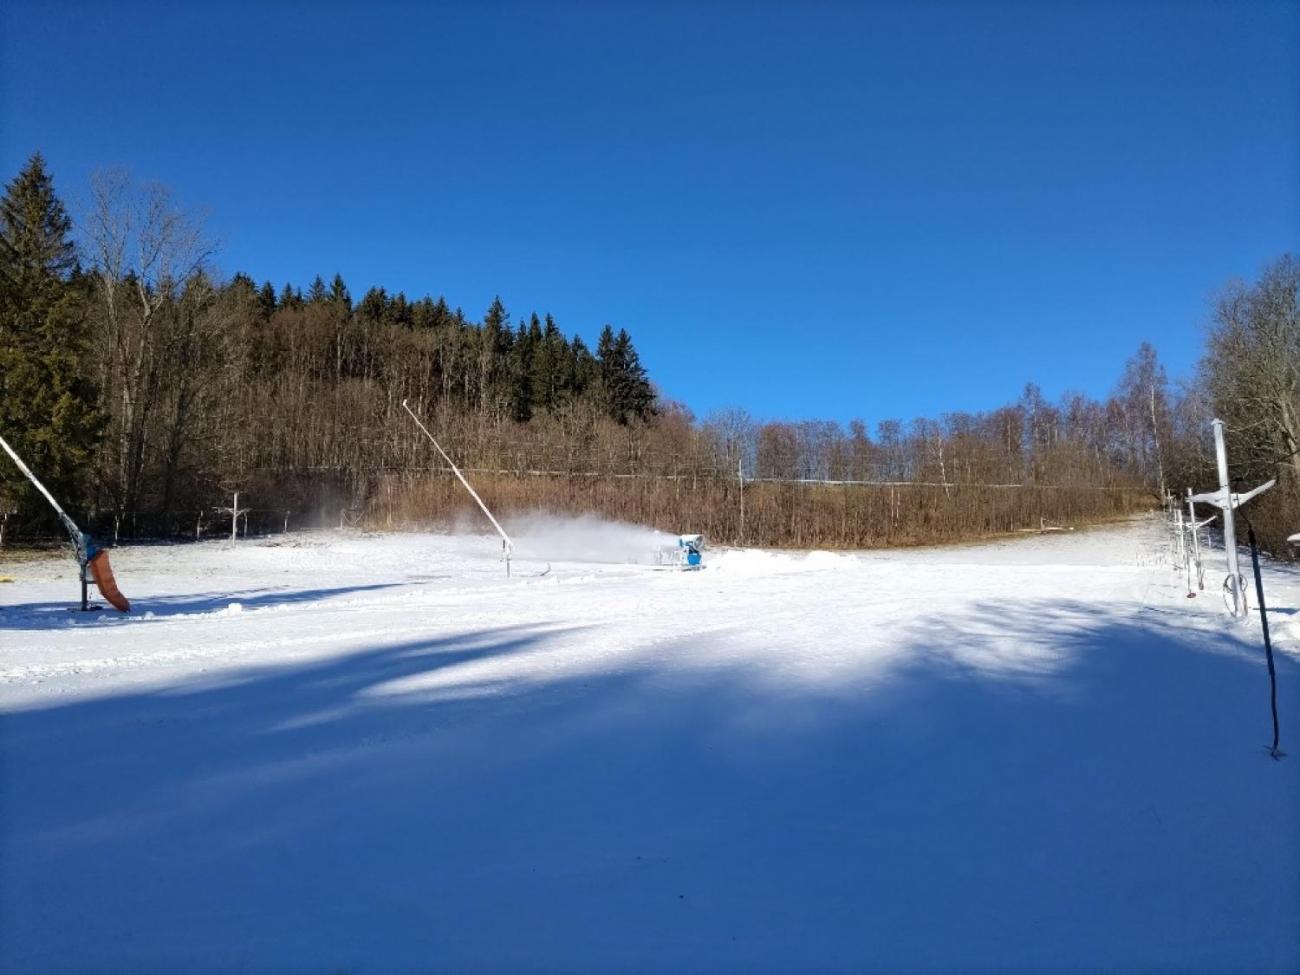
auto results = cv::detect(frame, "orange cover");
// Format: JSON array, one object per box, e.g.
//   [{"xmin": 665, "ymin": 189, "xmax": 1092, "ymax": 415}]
[{"xmin": 89, "ymin": 550, "xmax": 130, "ymax": 613}]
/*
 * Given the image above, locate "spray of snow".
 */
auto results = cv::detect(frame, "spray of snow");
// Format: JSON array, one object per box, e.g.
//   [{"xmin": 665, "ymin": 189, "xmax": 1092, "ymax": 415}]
[{"xmin": 504, "ymin": 513, "xmax": 677, "ymax": 565}]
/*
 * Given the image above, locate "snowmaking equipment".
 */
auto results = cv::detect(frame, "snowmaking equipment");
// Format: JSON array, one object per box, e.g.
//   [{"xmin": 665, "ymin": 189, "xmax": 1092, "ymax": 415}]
[
  {"xmin": 1189, "ymin": 419, "xmax": 1274, "ymax": 618},
  {"xmin": 0, "ymin": 432, "xmax": 130, "ymax": 612},
  {"xmin": 402, "ymin": 399, "xmax": 516, "ymax": 576},
  {"xmin": 656, "ymin": 533, "xmax": 704, "ymax": 569}
]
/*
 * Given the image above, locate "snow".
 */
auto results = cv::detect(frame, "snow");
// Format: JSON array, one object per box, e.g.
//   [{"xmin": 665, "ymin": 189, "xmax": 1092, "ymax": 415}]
[{"xmin": 2, "ymin": 516, "xmax": 1298, "ymax": 973}]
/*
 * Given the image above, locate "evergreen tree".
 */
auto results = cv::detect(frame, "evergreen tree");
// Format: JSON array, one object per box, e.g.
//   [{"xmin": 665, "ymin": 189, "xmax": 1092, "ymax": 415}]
[
  {"xmin": 613, "ymin": 328, "xmax": 655, "ymax": 422},
  {"xmin": 478, "ymin": 296, "xmax": 513, "ymax": 412},
  {"xmin": 530, "ymin": 314, "xmax": 561, "ymax": 412},
  {"xmin": 329, "ymin": 273, "xmax": 352, "ymax": 309},
  {"xmin": 307, "ymin": 275, "xmax": 328, "ymax": 303},
  {"xmin": 0, "ymin": 153, "xmax": 103, "ymax": 517},
  {"xmin": 595, "ymin": 324, "xmax": 655, "ymax": 423},
  {"xmin": 358, "ymin": 286, "xmax": 389, "ymax": 323},
  {"xmin": 411, "ymin": 296, "xmax": 437, "ymax": 330},
  {"xmin": 278, "ymin": 282, "xmax": 302, "ymax": 309},
  {"xmin": 432, "ymin": 296, "xmax": 451, "ymax": 327},
  {"xmin": 568, "ymin": 335, "xmax": 599, "ymax": 399},
  {"xmin": 257, "ymin": 281, "xmax": 278, "ymax": 317},
  {"xmin": 391, "ymin": 292, "xmax": 412, "ymax": 328},
  {"xmin": 508, "ymin": 319, "xmax": 535, "ymax": 421}
]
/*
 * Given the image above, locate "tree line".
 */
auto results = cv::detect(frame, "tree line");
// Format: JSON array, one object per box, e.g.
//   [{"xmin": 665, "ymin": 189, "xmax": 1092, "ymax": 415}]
[{"xmin": 0, "ymin": 154, "xmax": 1295, "ymax": 555}]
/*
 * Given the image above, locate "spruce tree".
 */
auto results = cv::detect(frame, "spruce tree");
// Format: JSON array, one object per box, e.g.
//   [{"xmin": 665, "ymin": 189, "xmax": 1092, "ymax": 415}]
[
  {"xmin": 358, "ymin": 286, "xmax": 389, "ymax": 323},
  {"xmin": 613, "ymin": 328, "xmax": 655, "ymax": 422},
  {"xmin": 278, "ymin": 282, "xmax": 302, "ymax": 309},
  {"xmin": 594, "ymin": 324, "xmax": 655, "ymax": 423},
  {"xmin": 257, "ymin": 281, "xmax": 278, "ymax": 317},
  {"xmin": 568, "ymin": 335, "xmax": 598, "ymax": 399},
  {"xmin": 329, "ymin": 273, "xmax": 352, "ymax": 309},
  {"xmin": 0, "ymin": 153, "xmax": 103, "ymax": 520}
]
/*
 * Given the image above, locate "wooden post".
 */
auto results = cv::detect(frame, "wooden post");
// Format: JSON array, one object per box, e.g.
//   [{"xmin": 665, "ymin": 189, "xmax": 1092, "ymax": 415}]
[{"xmin": 737, "ymin": 456, "xmax": 745, "ymax": 545}]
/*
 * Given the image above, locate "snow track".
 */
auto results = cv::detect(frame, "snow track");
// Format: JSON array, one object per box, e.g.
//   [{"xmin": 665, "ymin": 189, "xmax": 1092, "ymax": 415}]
[{"xmin": 2, "ymin": 518, "xmax": 1298, "ymax": 973}]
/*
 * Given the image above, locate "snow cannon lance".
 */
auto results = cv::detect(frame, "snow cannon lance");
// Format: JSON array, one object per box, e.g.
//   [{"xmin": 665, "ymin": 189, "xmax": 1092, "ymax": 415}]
[
  {"xmin": 401, "ymin": 399, "xmax": 516, "ymax": 576},
  {"xmin": 0, "ymin": 432, "xmax": 130, "ymax": 612}
]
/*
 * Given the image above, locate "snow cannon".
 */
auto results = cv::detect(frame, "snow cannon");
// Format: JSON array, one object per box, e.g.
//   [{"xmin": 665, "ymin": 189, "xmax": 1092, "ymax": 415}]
[
  {"xmin": 83, "ymin": 535, "xmax": 130, "ymax": 612},
  {"xmin": 0, "ymin": 432, "xmax": 130, "ymax": 612},
  {"xmin": 657, "ymin": 533, "xmax": 704, "ymax": 569}
]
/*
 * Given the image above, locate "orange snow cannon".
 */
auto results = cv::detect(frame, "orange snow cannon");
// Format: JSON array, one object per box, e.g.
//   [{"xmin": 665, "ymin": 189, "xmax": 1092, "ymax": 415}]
[
  {"xmin": 2, "ymin": 430, "xmax": 133, "ymax": 613},
  {"xmin": 88, "ymin": 549, "xmax": 131, "ymax": 613}
]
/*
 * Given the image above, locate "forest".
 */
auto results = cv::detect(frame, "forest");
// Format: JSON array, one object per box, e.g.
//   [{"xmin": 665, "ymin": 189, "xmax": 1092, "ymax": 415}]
[{"xmin": 1, "ymin": 154, "xmax": 1296, "ymax": 556}]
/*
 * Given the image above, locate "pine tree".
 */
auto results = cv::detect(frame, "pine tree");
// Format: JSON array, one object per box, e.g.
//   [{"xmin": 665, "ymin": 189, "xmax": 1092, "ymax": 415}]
[
  {"xmin": 0, "ymin": 153, "xmax": 103, "ymax": 519},
  {"xmin": 307, "ymin": 275, "xmax": 328, "ymax": 303}
]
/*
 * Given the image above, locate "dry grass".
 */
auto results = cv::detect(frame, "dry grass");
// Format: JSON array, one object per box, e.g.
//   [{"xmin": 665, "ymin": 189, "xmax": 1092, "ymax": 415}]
[{"xmin": 366, "ymin": 471, "xmax": 1154, "ymax": 550}]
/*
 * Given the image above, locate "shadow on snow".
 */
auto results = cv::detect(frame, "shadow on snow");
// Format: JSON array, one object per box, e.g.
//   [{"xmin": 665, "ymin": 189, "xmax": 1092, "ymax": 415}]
[
  {"xmin": 0, "ymin": 582, "xmax": 409, "ymax": 630},
  {"xmin": 1, "ymin": 602, "xmax": 1297, "ymax": 973}
]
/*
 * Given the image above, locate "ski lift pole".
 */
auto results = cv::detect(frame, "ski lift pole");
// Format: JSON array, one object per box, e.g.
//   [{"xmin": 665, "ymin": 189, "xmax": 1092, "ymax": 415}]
[{"xmin": 401, "ymin": 399, "xmax": 514, "ymax": 574}]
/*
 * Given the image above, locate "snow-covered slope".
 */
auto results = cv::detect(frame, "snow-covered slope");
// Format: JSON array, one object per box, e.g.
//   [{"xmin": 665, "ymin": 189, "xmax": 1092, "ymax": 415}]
[{"xmin": 2, "ymin": 517, "xmax": 1297, "ymax": 973}]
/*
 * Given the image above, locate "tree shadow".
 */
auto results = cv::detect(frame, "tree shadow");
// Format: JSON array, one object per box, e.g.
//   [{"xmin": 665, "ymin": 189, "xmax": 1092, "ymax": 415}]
[
  {"xmin": 0, "ymin": 582, "xmax": 410, "ymax": 631},
  {"xmin": 1, "ymin": 603, "xmax": 1297, "ymax": 973}
]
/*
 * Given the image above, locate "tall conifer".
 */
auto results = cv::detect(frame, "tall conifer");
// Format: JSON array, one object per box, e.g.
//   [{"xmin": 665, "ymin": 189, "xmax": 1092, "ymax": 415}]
[{"xmin": 0, "ymin": 153, "xmax": 103, "ymax": 515}]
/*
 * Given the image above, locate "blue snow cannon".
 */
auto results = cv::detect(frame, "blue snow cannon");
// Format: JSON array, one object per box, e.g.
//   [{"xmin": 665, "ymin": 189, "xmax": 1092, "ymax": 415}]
[{"xmin": 680, "ymin": 534, "xmax": 703, "ymax": 568}]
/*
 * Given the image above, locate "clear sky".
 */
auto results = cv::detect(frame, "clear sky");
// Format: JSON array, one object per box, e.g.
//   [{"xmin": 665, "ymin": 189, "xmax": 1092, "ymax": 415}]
[{"xmin": 3, "ymin": 0, "xmax": 1297, "ymax": 425}]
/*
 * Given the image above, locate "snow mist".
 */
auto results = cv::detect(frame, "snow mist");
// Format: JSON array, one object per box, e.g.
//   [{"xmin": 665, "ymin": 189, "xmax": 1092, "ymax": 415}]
[{"xmin": 503, "ymin": 513, "xmax": 677, "ymax": 565}]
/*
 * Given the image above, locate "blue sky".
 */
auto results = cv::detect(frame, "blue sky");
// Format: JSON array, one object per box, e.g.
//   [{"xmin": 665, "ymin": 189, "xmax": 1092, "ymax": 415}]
[{"xmin": 3, "ymin": 1, "xmax": 1297, "ymax": 425}]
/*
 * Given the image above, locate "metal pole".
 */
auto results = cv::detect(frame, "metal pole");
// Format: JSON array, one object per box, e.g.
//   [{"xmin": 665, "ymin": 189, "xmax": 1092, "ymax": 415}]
[
  {"xmin": 402, "ymin": 399, "xmax": 514, "ymax": 568},
  {"xmin": 0, "ymin": 432, "xmax": 88, "ymax": 566},
  {"xmin": 231, "ymin": 491, "xmax": 240, "ymax": 542},
  {"xmin": 1174, "ymin": 507, "xmax": 1185, "ymax": 570},
  {"xmin": 1212, "ymin": 419, "xmax": 1244, "ymax": 616},
  {"xmin": 1186, "ymin": 488, "xmax": 1203, "ymax": 591},
  {"xmin": 1246, "ymin": 525, "xmax": 1283, "ymax": 759}
]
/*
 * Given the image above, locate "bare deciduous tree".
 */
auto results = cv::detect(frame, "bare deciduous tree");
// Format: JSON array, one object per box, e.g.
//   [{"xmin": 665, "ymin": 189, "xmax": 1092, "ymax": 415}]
[{"xmin": 84, "ymin": 170, "xmax": 212, "ymax": 526}]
